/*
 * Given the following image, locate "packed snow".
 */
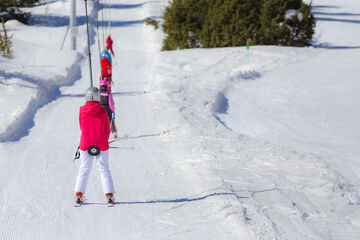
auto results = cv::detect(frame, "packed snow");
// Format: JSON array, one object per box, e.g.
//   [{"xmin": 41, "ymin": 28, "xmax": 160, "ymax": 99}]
[{"xmin": 0, "ymin": 0, "xmax": 359, "ymax": 239}]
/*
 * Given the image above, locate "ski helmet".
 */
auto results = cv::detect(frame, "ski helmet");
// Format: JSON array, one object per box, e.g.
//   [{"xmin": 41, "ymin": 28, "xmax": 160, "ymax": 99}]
[{"xmin": 85, "ymin": 87, "xmax": 100, "ymax": 102}]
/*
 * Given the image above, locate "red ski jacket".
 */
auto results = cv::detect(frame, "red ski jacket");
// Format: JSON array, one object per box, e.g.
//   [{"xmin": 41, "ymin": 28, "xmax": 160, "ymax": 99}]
[
  {"xmin": 106, "ymin": 36, "xmax": 113, "ymax": 48},
  {"xmin": 101, "ymin": 57, "xmax": 112, "ymax": 79},
  {"xmin": 79, "ymin": 101, "xmax": 110, "ymax": 151}
]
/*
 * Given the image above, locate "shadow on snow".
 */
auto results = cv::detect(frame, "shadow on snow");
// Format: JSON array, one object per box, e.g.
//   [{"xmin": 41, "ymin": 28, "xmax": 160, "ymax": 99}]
[
  {"xmin": 28, "ymin": 15, "xmax": 86, "ymax": 27},
  {"xmin": 315, "ymin": 17, "xmax": 360, "ymax": 24},
  {"xmin": 83, "ymin": 192, "xmax": 248, "ymax": 206},
  {"xmin": 312, "ymin": 43, "xmax": 360, "ymax": 49}
]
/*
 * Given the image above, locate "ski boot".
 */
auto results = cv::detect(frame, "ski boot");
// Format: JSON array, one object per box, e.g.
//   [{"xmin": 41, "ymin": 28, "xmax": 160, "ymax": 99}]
[
  {"xmin": 74, "ymin": 192, "xmax": 84, "ymax": 207},
  {"xmin": 106, "ymin": 193, "xmax": 115, "ymax": 207}
]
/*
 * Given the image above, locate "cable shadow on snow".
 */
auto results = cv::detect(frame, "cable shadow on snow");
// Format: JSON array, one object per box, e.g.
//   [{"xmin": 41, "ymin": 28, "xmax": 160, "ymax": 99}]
[
  {"xmin": 98, "ymin": 18, "xmax": 157, "ymax": 28},
  {"xmin": 83, "ymin": 192, "xmax": 248, "ymax": 206},
  {"xmin": 315, "ymin": 17, "xmax": 360, "ymax": 24},
  {"xmin": 28, "ymin": 15, "xmax": 86, "ymax": 27},
  {"xmin": 312, "ymin": 12, "xmax": 360, "ymax": 17},
  {"xmin": 116, "ymin": 132, "xmax": 166, "ymax": 140},
  {"xmin": 108, "ymin": 130, "xmax": 172, "ymax": 145},
  {"xmin": 311, "ymin": 43, "xmax": 360, "ymax": 49},
  {"xmin": 311, "ymin": 5, "xmax": 340, "ymax": 10},
  {"xmin": 60, "ymin": 91, "xmax": 148, "ymax": 99},
  {"xmin": 98, "ymin": 2, "xmax": 152, "ymax": 10}
]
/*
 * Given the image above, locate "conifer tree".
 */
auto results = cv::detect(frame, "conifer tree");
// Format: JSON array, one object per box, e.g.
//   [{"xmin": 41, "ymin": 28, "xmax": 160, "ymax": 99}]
[
  {"xmin": 258, "ymin": 0, "xmax": 287, "ymax": 45},
  {"xmin": 161, "ymin": 0, "xmax": 315, "ymax": 50},
  {"xmin": 282, "ymin": 2, "xmax": 315, "ymax": 46},
  {"xmin": 162, "ymin": 0, "xmax": 209, "ymax": 50},
  {"xmin": 0, "ymin": 0, "xmax": 38, "ymax": 24},
  {"xmin": 286, "ymin": 0, "xmax": 302, "ymax": 9}
]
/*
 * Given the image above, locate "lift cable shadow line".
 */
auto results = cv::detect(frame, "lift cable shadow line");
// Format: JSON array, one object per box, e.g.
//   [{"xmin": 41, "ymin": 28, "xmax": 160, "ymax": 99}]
[{"xmin": 82, "ymin": 192, "xmax": 249, "ymax": 206}]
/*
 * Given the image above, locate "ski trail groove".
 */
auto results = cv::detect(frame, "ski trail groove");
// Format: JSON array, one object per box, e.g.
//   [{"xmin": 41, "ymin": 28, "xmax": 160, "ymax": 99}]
[{"xmin": 0, "ymin": 53, "xmax": 83, "ymax": 143}]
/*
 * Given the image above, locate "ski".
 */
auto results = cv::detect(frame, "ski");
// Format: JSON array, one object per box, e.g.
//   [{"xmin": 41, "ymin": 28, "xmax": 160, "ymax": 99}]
[
  {"xmin": 107, "ymin": 198, "xmax": 115, "ymax": 207},
  {"xmin": 73, "ymin": 198, "xmax": 83, "ymax": 207}
]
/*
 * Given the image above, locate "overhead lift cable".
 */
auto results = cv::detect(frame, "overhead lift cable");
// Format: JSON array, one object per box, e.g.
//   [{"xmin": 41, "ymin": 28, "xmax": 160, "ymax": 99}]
[
  {"xmin": 101, "ymin": 0, "xmax": 105, "ymax": 47},
  {"xmin": 95, "ymin": 0, "xmax": 102, "ymax": 77},
  {"xmin": 84, "ymin": 0, "xmax": 93, "ymax": 87}
]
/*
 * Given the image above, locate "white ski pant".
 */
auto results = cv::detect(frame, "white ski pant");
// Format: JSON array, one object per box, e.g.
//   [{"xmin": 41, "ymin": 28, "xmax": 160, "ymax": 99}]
[{"xmin": 74, "ymin": 150, "xmax": 115, "ymax": 194}]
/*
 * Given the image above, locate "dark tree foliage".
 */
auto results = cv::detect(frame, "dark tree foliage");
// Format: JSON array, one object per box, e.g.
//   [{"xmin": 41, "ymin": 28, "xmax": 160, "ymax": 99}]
[
  {"xmin": 0, "ymin": 0, "xmax": 39, "ymax": 23},
  {"xmin": 162, "ymin": 0, "xmax": 210, "ymax": 50},
  {"xmin": 200, "ymin": 0, "xmax": 264, "ymax": 47},
  {"xmin": 162, "ymin": 0, "xmax": 315, "ymax": 50},
  {"xmin": 258, "ymin": 0, "xmax": 288, "ymax": 45}
]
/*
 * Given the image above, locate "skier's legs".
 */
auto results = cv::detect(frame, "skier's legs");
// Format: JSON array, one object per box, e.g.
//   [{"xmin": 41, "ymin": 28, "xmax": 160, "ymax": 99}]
[
  {"xmin": 96, "ymin": 150, "xmax": 115, "ymax": 194},
  {"xmin": 74, "ymin": 151, "xmax": 94, "ymax": 193}
]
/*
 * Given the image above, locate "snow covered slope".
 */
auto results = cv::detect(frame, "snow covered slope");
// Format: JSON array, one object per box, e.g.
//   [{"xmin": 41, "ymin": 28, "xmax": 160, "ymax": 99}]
[{"xmin": 0, "ymin": 0, "xmax": 359, "ymax": 239}]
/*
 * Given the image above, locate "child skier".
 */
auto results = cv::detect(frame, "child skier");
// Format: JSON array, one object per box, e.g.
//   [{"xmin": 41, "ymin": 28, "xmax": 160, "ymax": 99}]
[
  {"xmin": 106, "ymin": 35, "xmax": 115, "ymax": 56},
  {"xmin": 74, "ymin": 87, "xmax": 115, "ymax": 207},
  {"xmin": 99, "ymin": 78, "xmax": 117, "ymax": 138},
  {"xmin": 100, "ymin": 49, "xmax": 112, "ymax": 65},
  {"xmin": 100, "ymin": 53, "xmax": 112, "ymax": 81}
]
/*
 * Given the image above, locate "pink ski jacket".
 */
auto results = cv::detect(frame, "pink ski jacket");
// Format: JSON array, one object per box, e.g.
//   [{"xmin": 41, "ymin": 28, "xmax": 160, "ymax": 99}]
[
  {"xmin": 100, "ymin": 80, "xmax": 115, "ymax": 112},
  {"xmin": 79, "ymin": 101, "xmax": 110, "ymax": 151}
]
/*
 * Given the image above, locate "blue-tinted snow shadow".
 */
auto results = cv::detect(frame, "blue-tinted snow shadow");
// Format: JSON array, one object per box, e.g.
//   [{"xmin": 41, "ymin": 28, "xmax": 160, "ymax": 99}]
[
  {"xmin": 312, "ymin": 12, "xmax": 360, "ymax": 17},
  {"xmin": 211, "ymin": 70, "xmax": 262, "ymax": 130},
  {"xmin": 0, "ymin": 70, "xmax": 38, "ymax": 85},
  {"xmin": 0, "ymin": 81, "xmax": 36, "ymax": 89},
  {"xmin": 98, "ymin": 1, "xmax": 160, "ymax": 10},
  {"xmin": 83, "ymin": 192, "xmax": 248, "ymax": 206},
  {"xmin": 213, "ymin": 92, "xmax": 232, "ymax": 130},
  {"xmin": 0, "ymin": 70, "xmax": 36, "ymax": 93},
  {"xmin": 99, "ymin": 2, "xmax": 146, "ymax": 10},
  {"xmin": 99, "ymin": 19, "xmax": 145, "ymax": 27},
  {"xmin": 28, "ymin": 15, "xmax": 86, "ymax": 27},
  {"xmin": 311, "ymin": 5, "xmax": 360, "ymax": 24},
  {"xmin": 311, "ymin": 43, "xmax": 360, "ymax": 49},
  {"xmin": 213, "ymin": 92, "xmax": 228, "ymax": 114},
  {"xmin": 315, "ymin": 17, "xmax": 360, "ymax": 24},
  {"xmin": 117, "ymin": 192, "xmax": 248, "ymax": 205},
  {"xmin": 97, "ymin": 16, "xmax": 161, "ymax": 28},
  {"xmin": 311, "ymin": 5, "xmax": 340, "ymax": 10}
]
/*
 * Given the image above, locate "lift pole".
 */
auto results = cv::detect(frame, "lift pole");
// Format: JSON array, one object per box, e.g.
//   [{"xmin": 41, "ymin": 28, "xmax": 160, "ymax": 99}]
[{"xmin": 70, "ymin": 0, "xmax": 77, "ymax": 50}]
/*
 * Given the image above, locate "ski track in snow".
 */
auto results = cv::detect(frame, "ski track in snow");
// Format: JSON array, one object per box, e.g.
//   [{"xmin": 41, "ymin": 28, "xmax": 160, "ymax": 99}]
[
  {"xmin": 149, "ymin": 41, "xmax": 360, "ymax": 238},
  {"xmin": 0, "ymin": 53, "xmax": 83, "ymax": 142}
]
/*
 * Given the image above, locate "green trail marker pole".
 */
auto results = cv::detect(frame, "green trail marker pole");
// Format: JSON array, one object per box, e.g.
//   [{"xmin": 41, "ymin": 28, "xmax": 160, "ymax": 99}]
[{"xmin": 246, "ymin": 39, "xmax": 250, "ymax": 64}]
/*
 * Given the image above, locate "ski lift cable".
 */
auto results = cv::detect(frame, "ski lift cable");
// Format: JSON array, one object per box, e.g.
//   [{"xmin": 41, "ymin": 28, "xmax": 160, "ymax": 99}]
[
  {"xmin": 95, "ymin": 0, "xmax": 102, "ymax": 77},
  {"xmin": 107, "ymin": 0, "xmax": 111, "ymax": 35},
  {"xmin": 84, "ymin": 0, "xmax": 93, "ymax": 87},
  {"xmin": 101, "ymin": 0, "xmax": 105, "ymax": 47},
  {"xmin": 104, "ymin": 0, "xmax": 108, "ymax": 36}
]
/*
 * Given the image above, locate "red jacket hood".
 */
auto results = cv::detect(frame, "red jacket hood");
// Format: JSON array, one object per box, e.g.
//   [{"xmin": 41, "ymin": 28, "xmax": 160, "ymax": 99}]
[{"xmin": 80, "ymin": 101, "xmax": 103, "ymax": 116}]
